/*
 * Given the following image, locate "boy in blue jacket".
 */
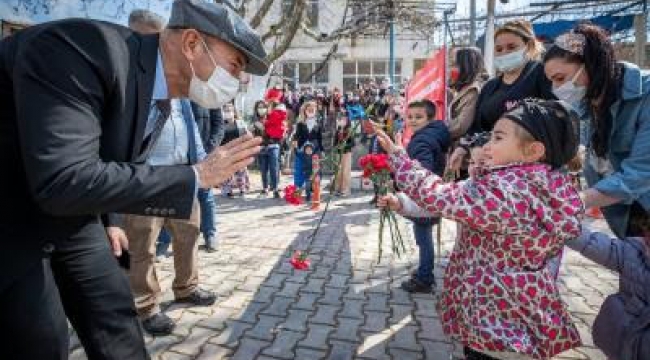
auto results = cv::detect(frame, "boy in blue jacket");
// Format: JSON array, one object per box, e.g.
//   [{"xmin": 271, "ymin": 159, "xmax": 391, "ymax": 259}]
[{"xmin": 402, "ymin": 99, "xmax": 450, "ymax": 293}]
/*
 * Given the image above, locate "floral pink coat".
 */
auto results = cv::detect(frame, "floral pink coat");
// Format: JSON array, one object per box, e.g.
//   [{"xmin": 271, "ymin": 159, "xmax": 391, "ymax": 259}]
[{"xmin": 389, "ymin": 150, "xmax": 584, "ymax": 359}]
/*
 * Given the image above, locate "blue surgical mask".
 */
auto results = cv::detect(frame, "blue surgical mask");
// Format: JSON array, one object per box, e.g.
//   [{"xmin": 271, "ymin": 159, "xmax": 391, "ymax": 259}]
[{"xmin": 494, "ymin": 48, "xmax": 527, "ymax": 72}]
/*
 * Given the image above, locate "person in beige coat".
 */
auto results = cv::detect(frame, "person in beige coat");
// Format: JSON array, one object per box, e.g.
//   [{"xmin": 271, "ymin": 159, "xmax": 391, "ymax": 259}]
[{"xmin": 447, "ymin": 47, "xmax": 485, "ymax": 178}]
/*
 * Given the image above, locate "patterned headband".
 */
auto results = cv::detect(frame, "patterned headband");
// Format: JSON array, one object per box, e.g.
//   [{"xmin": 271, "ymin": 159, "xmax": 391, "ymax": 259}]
[{"xmin": 555, "ymin": 32, "xmax": 586, "ymax": 56}]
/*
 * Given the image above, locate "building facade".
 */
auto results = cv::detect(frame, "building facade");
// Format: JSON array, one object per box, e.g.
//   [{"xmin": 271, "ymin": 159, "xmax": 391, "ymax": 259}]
[{"xmin": 252, "ymin": 0, "xmax": 439, "ymax": 93}]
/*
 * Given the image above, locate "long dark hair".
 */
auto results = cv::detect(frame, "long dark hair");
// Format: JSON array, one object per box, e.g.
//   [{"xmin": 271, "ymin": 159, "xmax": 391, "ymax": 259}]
[
  {"xmin": 543, "ymin": 23, "xmax": 622, "ymax": 157},
  {"xmin": 454, "ymin": 47, "xmax": 484, "ymax": 90},
  {"xmin": 253, "ymin": 100, "xmax": 268, "ymax": 121}
]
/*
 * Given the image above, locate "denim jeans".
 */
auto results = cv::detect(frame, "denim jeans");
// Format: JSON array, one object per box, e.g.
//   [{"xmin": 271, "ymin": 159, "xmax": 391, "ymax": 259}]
[
  {"xmin": 259, "ymin": 145, "xmax": 280, "ymax": 191},
  {"xmin": 156, "ymin": 228, "xmax": 172, "ymax": 257},
  {"xmin": 413, "ymin": 222, "xmax": 435, "ymax": 286},
  {"xmin": 293, "ymin": 151, "xmax": 305, "ymax": 188},
  {"xmin": 304, "ymin": 180, "xmax": 312, "ymax": 202},
  {"xmin": 198, "ymin": 188, "xmax": 217, "ymax": 247}
]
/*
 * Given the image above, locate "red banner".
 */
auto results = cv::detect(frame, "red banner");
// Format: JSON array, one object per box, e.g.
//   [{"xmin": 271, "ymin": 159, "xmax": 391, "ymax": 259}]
[{"xmin": 402, "ymin": 46, "xmax": 446, "ymax": 145}]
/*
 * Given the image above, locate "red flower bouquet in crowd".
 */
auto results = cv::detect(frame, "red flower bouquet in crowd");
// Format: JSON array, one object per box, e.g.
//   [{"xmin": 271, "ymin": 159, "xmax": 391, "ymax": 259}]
[
  {"xmin": 358, "ymin": 154, "xmax": 406, "ymax": 262},
  {"xmin": 283, "ymin": 185, "xmax": 303, "ymax": 206},
  {"xmin": 359, "ymin": 154, "xmax": 390, "ymax": 178},
  {"xmin": 290, "ymin": 251, "xmax": 310, "ymax": 270}
]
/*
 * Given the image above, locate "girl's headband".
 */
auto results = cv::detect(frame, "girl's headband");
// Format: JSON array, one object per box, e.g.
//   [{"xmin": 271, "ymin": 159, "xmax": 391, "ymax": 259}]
[{"xmin": 554, "ymin": 32, "xmax": 586, "ymax": 56}]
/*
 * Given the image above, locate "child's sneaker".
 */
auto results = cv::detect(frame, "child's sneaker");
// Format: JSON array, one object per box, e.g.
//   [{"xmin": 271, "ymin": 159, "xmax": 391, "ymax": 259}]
[{"xmin": 401, "ymin": 277, "xmax": 434, "ymax": 293}]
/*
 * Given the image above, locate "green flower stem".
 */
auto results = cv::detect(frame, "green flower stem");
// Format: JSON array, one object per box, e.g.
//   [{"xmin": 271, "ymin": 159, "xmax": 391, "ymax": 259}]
[
  {"xmin": 389, "ymin": 210, "xmax": 407, "ymax": 254},
  {"xmin": 377, "ymin": 208, "xmax": 385, "ymax": 263},
  {"xmin": 386, "ymin": 209, "xmax": 399, "ymax": 258}
]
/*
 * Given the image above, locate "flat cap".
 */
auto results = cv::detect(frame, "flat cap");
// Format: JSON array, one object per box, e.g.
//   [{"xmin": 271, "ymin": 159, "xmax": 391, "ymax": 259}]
[{"xmin": 168, "ymin": 0, "xmax": 269, "ymax": 76}]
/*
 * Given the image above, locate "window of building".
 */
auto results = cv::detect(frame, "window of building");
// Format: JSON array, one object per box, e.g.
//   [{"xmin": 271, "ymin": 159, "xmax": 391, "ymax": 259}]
[
  {"xmin": 282, "ymin": 61, "xmax": 329, "ymax": 90},
  {"xmin": 341, "ymin": 60, "xmax": 402, "ymax": 91}
]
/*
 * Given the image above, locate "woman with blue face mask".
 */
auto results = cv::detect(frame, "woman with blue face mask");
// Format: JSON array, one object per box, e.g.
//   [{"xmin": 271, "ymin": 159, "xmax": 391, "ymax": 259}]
[
  {"xmin": 447, "ymin": 20, "xmax": 555, "ymax": 175},
  {"xmin": 544, "ymin": 24, "xmax": 650, "ymax": 239}
]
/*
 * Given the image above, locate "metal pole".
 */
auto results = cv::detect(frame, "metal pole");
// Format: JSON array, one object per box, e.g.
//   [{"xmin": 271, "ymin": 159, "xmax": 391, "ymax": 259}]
[
  {"xmin": 389, "ymin": 19, "xmax": 396, "ymax": 87},
  {"xmin": 634, "ymin": 11, "xmax": 647, "ymax": 67},
  {"xmin": 469, "ymin": 0, "xmax": 477, "ymax": 46},
  {"xmin": 485, "ymin": 0, "xmax": 496, "ymax": 77},
  {"xmin": 443, "ymin": 11, "xmax": 449, "ymax": 121}
]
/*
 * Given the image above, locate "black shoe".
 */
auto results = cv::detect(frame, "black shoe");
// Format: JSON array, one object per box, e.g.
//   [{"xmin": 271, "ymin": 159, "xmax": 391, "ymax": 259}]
[
  {"xmin": 400, "ymin": 278, "xmax": 433, "ymax": 293},
  {"xmin": 273, "ymin": 191, "xmax": 281, "ymax": 199},
  {"xmin": 142, "ymin": 313, "xmax": 175, "ymax": 336},
  {"xmin": 199, "ymin": 244, "xmax": 217, "ymax": 253},
  {"xmin": 175, "ymin": 288, "xmax": 217, "ymax": 306}
]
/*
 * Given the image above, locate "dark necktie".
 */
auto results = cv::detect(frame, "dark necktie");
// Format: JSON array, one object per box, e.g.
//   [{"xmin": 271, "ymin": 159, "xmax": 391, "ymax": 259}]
[{"xmin": 137, "ymin": 99, "xmax": 171, "ymax": 162}]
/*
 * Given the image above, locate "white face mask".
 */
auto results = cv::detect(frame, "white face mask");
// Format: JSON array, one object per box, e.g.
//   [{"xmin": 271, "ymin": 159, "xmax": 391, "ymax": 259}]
[
  {"xmin": 257, "ymin": 108, "xmax": 268, "ymax": 116},
  {"xmin": 306, "ymin": 117, "xmax": 317, "ymax": 131},
  {"xmin": 552, "ymin": 66, "xmax": 587, "ymax": 110},
  {"xmin": 494, "ymin": 48, "xmax": 527, "ymax": 72},
  {"xmin": 222, "ymin": 110, "xmax": 235, "ymax": 121},
  {"xmin": 187, "ymin": 38, "xmax": 240, "ymax": 109}
]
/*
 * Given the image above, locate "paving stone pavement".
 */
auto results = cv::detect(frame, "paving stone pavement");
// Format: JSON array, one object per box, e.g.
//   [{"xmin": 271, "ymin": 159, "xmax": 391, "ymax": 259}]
[{"xmin": 70, "ymin": 174, "xmax": 615, "ymax": 360}]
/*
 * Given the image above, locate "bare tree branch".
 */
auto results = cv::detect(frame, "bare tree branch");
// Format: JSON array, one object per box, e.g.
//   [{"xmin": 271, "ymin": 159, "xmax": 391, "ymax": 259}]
[
  {"xmin": 249, "ymin": 0, "xmax": 275, "ymax": 29},
  {"xmin": 266, "ymin": 0, "xmax": 306, "ymax": 63},
  {"xmin": 236, "ymin": 0, "xmax": 249, "ymax": 17}
]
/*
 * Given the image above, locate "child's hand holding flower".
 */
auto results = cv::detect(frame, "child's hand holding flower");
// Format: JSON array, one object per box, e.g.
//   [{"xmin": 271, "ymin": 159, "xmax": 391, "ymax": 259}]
[
  {"xmin": 374, "ymin": 129, "xmax": 400, "ymax": 154},
  {"xmin": 377, "ymin": 194, "xmax": 403, "ymax": 212}
]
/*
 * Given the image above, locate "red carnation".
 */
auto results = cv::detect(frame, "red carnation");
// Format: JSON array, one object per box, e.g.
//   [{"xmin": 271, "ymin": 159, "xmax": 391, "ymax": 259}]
[
  {"xmin": 290, "ymin": 251, "xmax": 310, "ymax": 270},
  {"xmin": 359, "ymin": 154, "xmax": 390, "ymax": 177},
  {"xmin": 373, "ymin": 154, "xmax": 389, "ymax": 171},
  {"xmin": 283, "ymin": 185, "xmax": 303, "ymax": 206}
]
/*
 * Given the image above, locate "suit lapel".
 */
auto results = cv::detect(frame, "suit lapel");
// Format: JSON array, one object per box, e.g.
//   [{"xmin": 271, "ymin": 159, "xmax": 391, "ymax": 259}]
[{"xmin": 131, "ymin": 34, "xmax": 160, "ymax": 160}]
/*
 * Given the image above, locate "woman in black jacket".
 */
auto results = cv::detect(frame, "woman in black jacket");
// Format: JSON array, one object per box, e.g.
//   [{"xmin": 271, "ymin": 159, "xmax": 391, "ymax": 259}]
[
  {"xmin": 447, "ymin": 19, "xmax": 555, "ymax": 176},
  {"xmin": 292, "ymin": 100, "xmax": 323, "ymax": 188}
]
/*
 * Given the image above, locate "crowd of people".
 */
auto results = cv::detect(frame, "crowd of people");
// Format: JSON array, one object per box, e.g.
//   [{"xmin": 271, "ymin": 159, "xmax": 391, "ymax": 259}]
[
  {"xmin": 1, "ymin": 0, "xmax": 649, "ymax": 359},
  {"xmin": 373, "ymin": 19, "xmax": 650, "ymax": 360}
]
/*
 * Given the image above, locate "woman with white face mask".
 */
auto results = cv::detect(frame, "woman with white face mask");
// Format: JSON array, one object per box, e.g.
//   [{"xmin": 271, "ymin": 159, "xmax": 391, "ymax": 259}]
[
  {"xmin": 292, "ymin": 101, "xmax": 323, "ymax": 189},
  {"xmin": 544, "ymin": 24, "xmax": 650, "ymax": 239},
  {"xmin": 446, "ymin": 20, "xmax": 554, "ymax": 176}
]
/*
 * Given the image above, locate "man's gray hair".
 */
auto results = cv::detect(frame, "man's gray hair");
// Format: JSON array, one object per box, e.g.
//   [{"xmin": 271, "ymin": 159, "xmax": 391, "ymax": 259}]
[{"xmin": 128, "ymin": 9, "xmax": 166, "ymax": 31}]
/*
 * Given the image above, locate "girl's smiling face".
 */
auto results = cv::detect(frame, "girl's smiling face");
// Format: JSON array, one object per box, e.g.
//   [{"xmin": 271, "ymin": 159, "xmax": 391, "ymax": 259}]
[{"xmin": 483, "ymin": 118, "xmax": 545, "ymax": 167}]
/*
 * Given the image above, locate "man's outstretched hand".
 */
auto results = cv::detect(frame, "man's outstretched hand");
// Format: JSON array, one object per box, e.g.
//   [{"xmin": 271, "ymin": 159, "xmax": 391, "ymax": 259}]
[{"xmin": 195, "ymin": 134, "xmax": 262, "ymax": 188}]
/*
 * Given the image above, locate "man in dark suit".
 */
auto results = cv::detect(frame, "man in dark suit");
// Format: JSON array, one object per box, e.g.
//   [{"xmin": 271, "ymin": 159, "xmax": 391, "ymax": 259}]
[{"xmin": 0, "ymin": 1, "xmax": 266, "ymax": 359}]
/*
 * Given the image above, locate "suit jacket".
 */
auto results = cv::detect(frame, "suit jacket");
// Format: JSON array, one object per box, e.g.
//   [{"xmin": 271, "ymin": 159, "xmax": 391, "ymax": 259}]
[
  {"xmin": 0, "ymin": 19, "xmax": 195, "ymax": 291},
  {"xmin": 191, "ymin": 102, "xmax": 224, "ymax": 153}
]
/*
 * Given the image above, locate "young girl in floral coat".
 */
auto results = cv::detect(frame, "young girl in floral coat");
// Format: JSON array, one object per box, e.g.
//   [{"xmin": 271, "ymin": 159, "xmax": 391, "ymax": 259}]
[{"xmin": 377, "ymin": 99, "xmax": 584, "ymax": 360}]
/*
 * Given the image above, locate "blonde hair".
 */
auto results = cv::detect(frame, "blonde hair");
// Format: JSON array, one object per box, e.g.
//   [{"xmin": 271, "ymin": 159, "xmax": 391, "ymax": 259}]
[
  {"xmin": 298, "ymin": 100, "xmax": 318, "ymax": 122},
  {"xmin": 495, "ymin": 19, "xmax": 545, "ymax": 61}
]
